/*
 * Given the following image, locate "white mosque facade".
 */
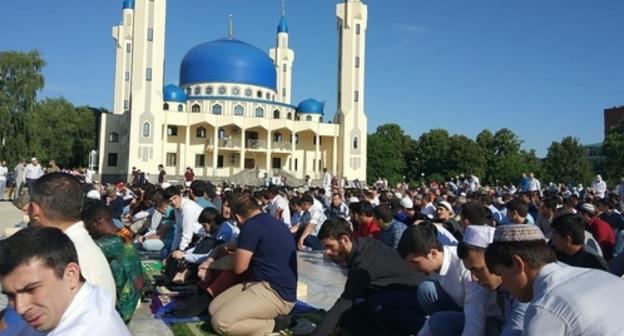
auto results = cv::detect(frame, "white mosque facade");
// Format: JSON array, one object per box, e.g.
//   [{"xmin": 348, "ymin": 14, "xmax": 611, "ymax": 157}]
[{"xmin": 98, "ymin": 0, "xmax": 368, "ymax": 183}]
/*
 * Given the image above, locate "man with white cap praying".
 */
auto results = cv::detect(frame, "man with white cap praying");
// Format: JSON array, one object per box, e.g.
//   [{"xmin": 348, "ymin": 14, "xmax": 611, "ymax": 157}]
[
  {"xmin": 458, "ymin": 225, "xmax": 527, "ymax": 335},
  {"xmin": 485, "ymin": 224, "xmax": 624, "ymax": 335},
  {"xmin": 435, "ymin": 201, "xmax": 463, "ymax": 241}
]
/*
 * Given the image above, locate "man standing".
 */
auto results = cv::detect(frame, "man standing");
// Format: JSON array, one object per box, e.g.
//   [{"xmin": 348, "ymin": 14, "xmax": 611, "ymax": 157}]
[
  {"xmin": 0, "ymin": 160, "xmax": 7, "ymax": 201},
  {"xmin": 0, "ymin": 226, "xmax": 130, "ymax": 335},
  {"xmin": 322, "ymin": 168, "xmax": 332, "ymax": 195},
  {"xmin": 12, "ymin": 159, "xmax": 26, "ymax": 200},
  {"xmin": 312, "ymin": 217, "xmax": 425, "ymax": 335},
  {"xmin": 28, "ymin": 173, "xmax": 117, "ymax": 302},
  {"xmin": 591, "ymin": 174, "xmax": 607, "ymax": 198},
  {"xmin": 157, "ymin": 164, "xmax": 167, "ymax": 185},
  {"xmin": 24, "ymin": 158, "xmax": 44, "ymax": 192},
  {"xmin": 485, "ymin": 224, "xmax": 624, "ymax": 335},
  {"xmin": 209, "ymin": 194, "xmax": 297, "ymax": 335}
]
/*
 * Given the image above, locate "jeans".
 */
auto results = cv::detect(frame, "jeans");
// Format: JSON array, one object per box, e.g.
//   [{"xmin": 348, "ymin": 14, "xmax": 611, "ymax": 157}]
[
  {"xmin": 0, "ymin": 178, "xmax": 6, "ymax": 200},
  {"xmin": 416, "ymin": 280, "xmax": 462, "ymax": 315},
  {"xmin": 367, "ymin": 288, "xmax": 426, "ymax": 334}
]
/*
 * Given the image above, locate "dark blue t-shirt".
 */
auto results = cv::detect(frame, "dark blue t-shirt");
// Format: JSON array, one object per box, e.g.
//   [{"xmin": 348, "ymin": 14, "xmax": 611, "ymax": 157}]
[{"xmin": 237, "ymin": 212, "xmax": 298, "ymax": 302}]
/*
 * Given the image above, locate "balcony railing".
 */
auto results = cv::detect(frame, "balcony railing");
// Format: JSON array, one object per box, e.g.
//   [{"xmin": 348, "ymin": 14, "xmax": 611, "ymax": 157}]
[
  {"xmin": 272, "ymin": 141, "xmax": 293, "ymax": 151},
  {"xmin": 218, "ymin": 137, "xmax": 241, "ymax": 148},
  {"xmin": 246, "ymin": 139, "xmax": 267, "ymax": 150}
]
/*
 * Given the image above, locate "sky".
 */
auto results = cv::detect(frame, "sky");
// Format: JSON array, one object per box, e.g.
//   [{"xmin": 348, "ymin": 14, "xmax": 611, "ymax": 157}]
[{"xmin": 1, "ymin": 0, "xmax": 623, "ymax": 157}]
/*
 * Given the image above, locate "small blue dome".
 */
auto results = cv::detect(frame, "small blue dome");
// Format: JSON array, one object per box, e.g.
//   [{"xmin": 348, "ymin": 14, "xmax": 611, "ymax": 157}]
[
  {"xmin": 180, "ymin": 39, "xmax": 277, "ymax": 90},
  {"xmin": 163, "ymin": 84, "xmax": 187, "ymax": 102},
  {"xmin": 297, "ymin": 99, "xmax": 324, "ymax": 115},
  {"xmin": 278, "ymin": 16, "xmax": 288, "ymax": 33},
  {"xmin": 122, "ymin": 0, "xmax": 135, "ymax": 10}
]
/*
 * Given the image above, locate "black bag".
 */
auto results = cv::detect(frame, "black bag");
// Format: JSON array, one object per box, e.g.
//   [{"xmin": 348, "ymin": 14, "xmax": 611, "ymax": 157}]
[{"xmin": 192, "ymin": 237, "xmax": 224, "ymax": 255}]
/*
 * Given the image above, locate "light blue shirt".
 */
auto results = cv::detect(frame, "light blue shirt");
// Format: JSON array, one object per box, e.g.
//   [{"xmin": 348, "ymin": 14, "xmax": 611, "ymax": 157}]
[
  {"xmin": 195, "ymin": 196, "xmax": 216, "ymax": 209},
  {"xmin": 524, "ymin": 262, "xmax": 624, "ymax": 335},
  {"xmin": 498, "ymin": 290, "xmax": 528, "ymax": 336}
]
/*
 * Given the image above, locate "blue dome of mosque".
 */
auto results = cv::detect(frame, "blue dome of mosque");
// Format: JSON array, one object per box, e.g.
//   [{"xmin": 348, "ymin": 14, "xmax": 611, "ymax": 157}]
[
  {"xmin": 122, "ymin": 0, "xmax": 135, "ymax": 10},
  {"xmin": 277, "ymin": 16, "xmax": 288, "ymax": 33},
  {"xmin": 163, "ymin": 84, "xmax": 187, "ymax": 102},
  {"xmin": 180, "ymin": 39, "xmax": 277, "ymax": 90},
  {"xmin": 297, "ymin": 99, "xmax": 324, "ymax": 115}
]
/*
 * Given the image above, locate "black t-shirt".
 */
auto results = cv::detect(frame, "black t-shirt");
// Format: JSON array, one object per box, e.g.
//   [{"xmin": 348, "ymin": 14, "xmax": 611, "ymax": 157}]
[
  {"xmin": 556, "ymin": 247, "xmax": 609, "ymax": 271},
  {"xmin": 237, "ymin": 212, "xmax": 297, "ymax": 302},
  {"xmin": 158, "ymin": 170, "xmax": 166, "ymax": 183}
]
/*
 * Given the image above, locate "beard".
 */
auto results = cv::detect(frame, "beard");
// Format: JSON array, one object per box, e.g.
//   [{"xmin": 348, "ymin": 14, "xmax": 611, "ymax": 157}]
[{"xmin": 327, "ymin": 243, "xmax": 350, "ymax": 266}]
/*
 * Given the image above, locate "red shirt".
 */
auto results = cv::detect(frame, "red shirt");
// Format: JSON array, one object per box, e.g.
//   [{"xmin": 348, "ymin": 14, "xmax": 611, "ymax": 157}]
[
  {"xmin": 354, "ymin": 218, "xmax": 381, "ymax": 239},
  {"xmin": 588, "ymin": 216, "xmax": 615, "ymax": 257}
]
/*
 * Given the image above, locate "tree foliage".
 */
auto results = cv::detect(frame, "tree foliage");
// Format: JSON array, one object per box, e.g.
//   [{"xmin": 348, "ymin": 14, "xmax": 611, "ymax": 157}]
[
  {"xmin": 0, "ymin": 50, "xmax": 45, "ymax": 162},
  {"xmin": 367, "ymin": 123, "xmax": 414, "ymax": 185},
  {"xmin": 603, "ymin": 121, "xmax": 624, "ymax": 183},
  {"xmin": 543, "ymin": 136, "xmax": 593, "ymax": 185}
]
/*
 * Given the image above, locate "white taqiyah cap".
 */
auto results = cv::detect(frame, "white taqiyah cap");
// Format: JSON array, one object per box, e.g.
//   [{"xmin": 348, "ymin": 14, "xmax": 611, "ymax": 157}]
[
  {"xmin": 86, "ymin": 190, "xmax": 101, "ymax": 201},
  {"xmin": 400, "ymin": 196, "xmax": 414, "ymax": 209},
  {"xmin": 463, "ymin": 225, "xmax": 496, "ymax": 248}
]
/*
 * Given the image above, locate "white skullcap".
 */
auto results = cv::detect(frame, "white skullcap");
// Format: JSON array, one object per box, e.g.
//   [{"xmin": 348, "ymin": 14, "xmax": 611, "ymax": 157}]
[
  {"xmin": 400, "ymin": 196, "xmax": 414, "ymax": 209},
  {"xmin": 161, "ymin": 182, "xmax": 172, "ymax": 189},
  {"xmin": 86, "ymin": 190, "xmax": 101, "ymax": 201},
  {"xmin": 437, "ymin": 201, "xmax": 454, "ymax": 215},
  {"xmin": 463, "ymin": 225, "xmax": 496, "ymax": 248},
  {"xmin": 348, "ymin": 197, "xmax": 360, "ymax": 203}
]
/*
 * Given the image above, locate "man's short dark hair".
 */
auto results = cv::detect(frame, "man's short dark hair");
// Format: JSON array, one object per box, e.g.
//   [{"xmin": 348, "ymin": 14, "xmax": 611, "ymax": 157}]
[
  {"xmin": 31, "ymin": 172, "xmax": 84, "ymax": 222},
  {"xmin": 506, "ymin": 199, "xmax": 529, "ymax": 218},
  {"xmin": 190, "ymin": 180, "xmax": 207, "ymax": 198},
  {"xmin": 163, "ymin": 185, "xmax": 180, "ymax": 200},
  {"xmin": 354, "ymin": 201, "xmax": 374, "ymax": 217},
  {"xmin": 318, "ymin": 217, "xmax": 353, "ymax": 241},
  {"xmin": 0, "ymin": 227, "xmax": 79, "ymax": 279},
  {"xmin": 457, "ymin": 242, "xmax": 486, "ymax": 260},
  {"xmin": 397, "ymin": 221, "xmax": 443, "ymax": 258},
  {"xmin": 485, "ymin": 240, "xmax": 556, "ymax": 271},
  {"xmin": 231, "ymin": 194, "xmax": 260, "ymax": 219},
  {"xmin": 461, "ymin": 202, "xmax": 487, "ymax": 225},
  {"xmin": 551, "ymin": 214, "xmax": 585, "ymax": 245},
  {"xmin": 373, "ymin": 204, "xmax": 393, "ymax": 223},
  {"xmin": 541, "ymin": 197, "xmax": 558, "ymax": 210}
]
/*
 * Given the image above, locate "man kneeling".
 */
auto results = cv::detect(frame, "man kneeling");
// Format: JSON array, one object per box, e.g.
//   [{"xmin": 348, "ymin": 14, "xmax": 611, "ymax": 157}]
[
  {"xmin": 209, "ymin": 194, "xmax": 297, "ymax": 336},
  {"xmin": 0, "ymin": 227, "xmax": 130, "ymax": 335}
]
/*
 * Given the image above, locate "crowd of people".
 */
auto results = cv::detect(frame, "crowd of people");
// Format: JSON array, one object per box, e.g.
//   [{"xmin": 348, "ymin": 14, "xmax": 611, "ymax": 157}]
[{"xmin": 1, "ymin": 167, "xmax": 624, "ymax": 335}]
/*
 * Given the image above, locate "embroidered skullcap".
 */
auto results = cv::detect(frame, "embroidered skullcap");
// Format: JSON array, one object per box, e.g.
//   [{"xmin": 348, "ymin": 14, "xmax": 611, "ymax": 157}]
[
  {"xmin": 493, "ymin": 224, "xmax": 545, "ymax": 243},
  {"xmin": 463, "ymin": 225, "xmax": 495, "ymax": 248}
]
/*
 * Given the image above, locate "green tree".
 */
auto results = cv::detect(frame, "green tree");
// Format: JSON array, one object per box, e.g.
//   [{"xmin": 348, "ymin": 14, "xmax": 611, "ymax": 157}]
[
  {"xmin": 410, "ymin": 129, "xmax": 451, "ymax": 179},
  {"xmin": 543, "ymin": 136, "xmax": 593, "ymax": 185},
  {"xmin": 30, "ymin": 98, "xmax": 96, "ymax": 168},
  {"xmin": 0, "ymin": 50, "xmax": 45, "ymax": 164},
  {"xmin": 477, "ymin": 128, "xmax": 541, "ymax": 184},
  {"xmin": 603, "ymin": 121, "xmax": 624, "ymax": 183},
  {"xmin": 447, "ymin": 135, "xmax": 486, "ymax": 179},
  {"xmin": 367, "ymin": 123, "xmax": 413, "ymax": 185}
]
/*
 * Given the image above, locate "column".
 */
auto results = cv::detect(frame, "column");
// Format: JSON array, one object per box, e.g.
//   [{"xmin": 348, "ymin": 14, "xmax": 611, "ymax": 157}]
[
  {"xmin": 315, "ymin": 134, "xmax": 320, "ymax": 178},
  {"xmin": 266, "ymin": 129, "xmax": 273, "ymax": 175},
  {"xmin": 184, "ymin": 125, "xmax": 190, "ymax": 174},
  {"xmin": 239, "ymin": 127, "xmax": 246, "ymax": 171},
  {"xmin": 332, "ymin": 136, "xmax": 337, "ymax": 176},
  {"xmin": 291, "ymin": 131, "xmax": 296, "ymax": 175},
  {"xmin": 212, "ymin": 126, "xmax": 219, "ymax": 176}
]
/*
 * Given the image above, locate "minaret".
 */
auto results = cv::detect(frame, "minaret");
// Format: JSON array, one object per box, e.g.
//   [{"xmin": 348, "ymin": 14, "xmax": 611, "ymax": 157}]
[
  {"xmin": 335, "ymin": 0, "xmax": 367, "ymax": 182},
  {"xmin": 127, "ymin": 0, "xmax": 167, "ymax": 172},
  {"xmin": 269, "ymin": 0, "xmax": 295, "ymax": 104},
  {"xmin": 111, "ymin": 0, "xmax": 136, "ymax": 114}
]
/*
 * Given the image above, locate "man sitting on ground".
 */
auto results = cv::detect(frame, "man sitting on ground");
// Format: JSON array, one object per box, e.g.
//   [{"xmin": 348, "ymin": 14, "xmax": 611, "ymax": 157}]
[
  {"xmin": 0, "ymin": 227, "xmax": 130, "ymax": 335},
  {"xmin": 485, "ymin": 224, "xmax": 624, "ymax": 334},
  {"xmin": 550, "ymin": 214, "xmax": 608, "ymax": 271},
  {"xmin": 208, "ymin": 194, "xmax": 297, "ymax": 336},
  {"xmin": 312, "ymin": 217, "xmax": 425, "ymax": 336}
]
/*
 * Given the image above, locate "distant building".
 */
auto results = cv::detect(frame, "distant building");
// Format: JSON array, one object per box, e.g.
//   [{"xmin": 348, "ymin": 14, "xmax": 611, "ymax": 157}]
[
  {"xmin": 98, "ymin": 0, "xmax": 369, "ymax": 183},
  {"xmin": 604, "ymin": 106, "xmax": 624, "ymax": 138}
]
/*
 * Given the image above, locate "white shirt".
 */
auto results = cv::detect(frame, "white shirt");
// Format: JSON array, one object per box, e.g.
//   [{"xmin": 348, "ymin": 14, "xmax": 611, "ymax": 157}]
[
  {"xmin": 428, "ymin": 246, "xmax": 500, "ymax": 336},
  {"xmin": 301, "ymin": 198, "xmax": 327, "ymax": 236},
  {"xmin": 592, "ymin": 179, "xmax": 607, "ymax": 198},
  {"xmin": 174, "ymin": 198, "xmax": 204, "ymax": 251},
  {"xmin": 323, "ymin": 172, "xmax": 332, "ymax": 189},
  {"xmin": 24, "ymin": 163, "xmax": 44, "ymax": 180},
  {"xmin": 524, "ymin": 262, "xmax": 624, "ymax": 335},
  {"xmin": 48, "ymin": 282, "xmax": 130, "ymax": 336},
  {"xmin": 64, "ymin": 221, "xmax": 116, "ymax": 303},
  {"xmin": 270, "ymin": 194, "xmax": 291, "ymax": 227},
  {"xmin": 0, "ymin": 165, "xmax": 7, "ymax": 180}
]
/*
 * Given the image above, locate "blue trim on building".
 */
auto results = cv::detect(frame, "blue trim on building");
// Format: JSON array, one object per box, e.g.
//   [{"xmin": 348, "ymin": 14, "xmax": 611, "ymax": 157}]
[{"xmin": 186, "ymin": 95, "xmax": 297, "ymax": 110}]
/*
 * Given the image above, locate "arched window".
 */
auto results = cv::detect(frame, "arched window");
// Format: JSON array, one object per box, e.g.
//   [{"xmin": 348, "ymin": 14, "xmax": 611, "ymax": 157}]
[
  {"xmin": 206, "ymin": 86, "xmax": 213, "ymax": 95},
  {"xmin": 234, "ymin": 105, "xmax": 244, "ymax": 116},
  {"xmin": 218, "ymin": 127, "xmax": 225, "ymax": 139},
  {"xmin": 186, "ymin": 87, "xmax": 192, "ymax": 95},
  {"xmin": 273, "ymin": 132, "xmax": 282, "ymax": 142},
  {"xmin": 353, "ymin": 136, "xmax": 359, "ymax": 149},
  {"xmin": 108, "ymin": 132, "xmax": 119, "ymax": 143},
  {"xmin": 196, "ymin": 127, "xmax": 206, "ymax": 138},
  {"xmin": 212, "ymin": 104, "xmax": 223, "ymax": 115},
  {"xmin": 218, "ymin": 86, "xmax": 226, "ymax": 95},
  {"xmin": 177, "ymin": 104, "xmax": 184, "ymax": 112},
  {"xmin": 193, "ymin": 86, "xmax": 201, "ymax": 95},
  {"xmin": 273, "ymin": 109, "xmax": 280, "ymax": 119},
  {"xmin": 305, "ymin": 115, "xmax": 312, "ymax": 121},
  {"xmin": 163, "ymin": 103, "xmax": 169, "ymax": 111},
  {"xmin": 287, "ymin": 112, "xmax": 292, "ymax": 120},
  {"xmin": 255, "ymin": 107, "xmax": 264, "ymax": 118},
  {"xmin": 142, "ymin": 122, "xmax": 151, "ymax": 137},
  {"xmin": 191, "ymin": 104, "xmax": 201, "ymax": 113},
  {"xmin": 265, "ymin": 92, "xmax": 270, "ymax": 99},
  {"xmin": 256, "ymin": 90, "xmax": 262, "ymax": 98}
]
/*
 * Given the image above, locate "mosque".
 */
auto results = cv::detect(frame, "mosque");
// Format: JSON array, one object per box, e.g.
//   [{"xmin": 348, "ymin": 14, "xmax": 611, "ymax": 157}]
[{"xmin": 98, "ymin": 0, "xmax": 368, "ymax": 184}]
